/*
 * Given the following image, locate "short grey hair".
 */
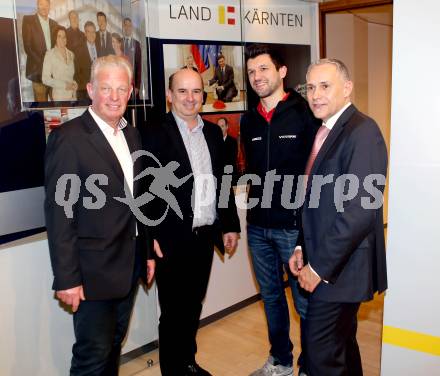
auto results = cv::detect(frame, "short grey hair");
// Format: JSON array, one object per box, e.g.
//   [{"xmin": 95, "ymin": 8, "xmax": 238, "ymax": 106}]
[
  {"xmin": 90, "ymin": 55, "xmax": 133, "ymax": 87},
  {"xmin": 306, "ymin": 58, "xmax": 351, "ymax": 81}
]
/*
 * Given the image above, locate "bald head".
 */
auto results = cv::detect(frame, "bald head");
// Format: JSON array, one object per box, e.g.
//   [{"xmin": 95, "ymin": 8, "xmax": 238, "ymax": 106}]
[
  {"xmin": 169, "ymin": 68, "xmax": 203, "ymax": 91},
  {"xmin": 167, "ymin": 69, "xmax": 204, "ymax": 124}
]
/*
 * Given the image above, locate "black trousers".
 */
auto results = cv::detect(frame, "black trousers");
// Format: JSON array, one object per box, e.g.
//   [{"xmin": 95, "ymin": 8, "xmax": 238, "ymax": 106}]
[
  {"xmin": 156, "ymin": 226, "xmax": 215, "ymax": 376},
  {"xmin": 216, "ymin": 86, "xmax": 237, "ymax": 102},
  {"xmin": 305, "ymin": 297, "xmax": 362, "ymax": 376},
  {"xmin": 70, "ymin": 240, "xmax": 143, "ymax": 376}
]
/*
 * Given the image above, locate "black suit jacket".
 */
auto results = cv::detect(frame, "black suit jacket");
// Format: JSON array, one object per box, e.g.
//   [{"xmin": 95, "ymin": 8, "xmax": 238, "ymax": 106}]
[
  {"xmin": 95, "ymin": 30, "xmax": 114, "ymax": 57},
  {"xmin": 74, "ymin": 40, "xmax": 93, "ymax": 97},
  {"xmin": 44, "ymin": 110, "xmax": 152, "ymax": 300},
  {"xmin": 66, "ymin": 27, "xmax": 85, "ymax": 56},
  {"xmin": 209, "ymin": 65, "xmax": 237, "ymax": 93},
  {"xmin": 22, "ymin": 14, "xmax": 58, "ymax": 82},
  {"xmin": 143, "ymin": 112, "xmax": 240, "ymax": 256},
  {"xmin": 300, "ymin": 105, "xmax": 388, "ymax": 303},
  {"xmin": 224, "ymin": 135, "xmax": 238, "ymax": 185},
  {"xmin": 123, "ymin": 37, "xmax": 142, "ymax": 91}
]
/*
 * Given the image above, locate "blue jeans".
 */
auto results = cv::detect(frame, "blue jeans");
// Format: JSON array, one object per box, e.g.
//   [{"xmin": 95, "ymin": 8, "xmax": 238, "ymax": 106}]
[{"xmin": 247, "ymin": 224, "xmax": 308, "ymax": 368}]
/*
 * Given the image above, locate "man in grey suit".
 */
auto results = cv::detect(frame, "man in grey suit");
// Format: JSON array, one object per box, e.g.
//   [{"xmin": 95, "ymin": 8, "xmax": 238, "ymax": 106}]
[{"xmin": 290, "ymin": 59, "xmax": 388, "ymax": 376}]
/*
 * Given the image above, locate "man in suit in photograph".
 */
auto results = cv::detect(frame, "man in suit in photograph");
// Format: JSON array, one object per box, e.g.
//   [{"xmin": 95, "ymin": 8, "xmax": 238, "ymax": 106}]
[
  {"xmin": 95, "ymin": 11, "xmax": 114, "ymax": 57},
  {"xmin": 216, "ymin": 117, "xmax": 238, "ymax": 186},
  {"xmin": 45, "ymin": 55, "xmax": 155, "ymax": 375},
  {"xmin": 208, "ymin": 54, "xmax": 238, "ymax": 102},
  {"xmin": 22, "ymin": 0, "xmax": 58, "ymax": 101},
  {"xmin": 122, "ymin": 17, "xmax": 142, "ymax": 97},
  {"xmin": 290, "ymin": 58, "xmax": 388, "ymax": 376},
  {"xmin": 74, "ymin": 21, "xmax": 98, "ymax": 100},
  {"xmin": 144, "ymin": 68, "xmax": 240, "ymax": 376}
]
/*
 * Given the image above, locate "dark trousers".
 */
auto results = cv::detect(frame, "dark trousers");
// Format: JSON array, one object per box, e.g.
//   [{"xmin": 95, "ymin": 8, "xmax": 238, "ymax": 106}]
[
  {"xmin": 305, "ymin": 298, "xmax": 362, "ymax": 376},
  {"xmin": 216, "ymin": 86, "xmax": 237, "ymax": 102},
  {"xmin": 156, "ymin": 226, "xmax": 215, "ymax": 376},
  {"xmin": 70, "ymin": 241, "xmax": 143, "ymax": 376}
]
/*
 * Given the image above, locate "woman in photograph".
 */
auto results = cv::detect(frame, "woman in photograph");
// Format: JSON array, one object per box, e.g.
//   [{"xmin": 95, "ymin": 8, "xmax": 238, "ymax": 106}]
[
  {"xmin": 42, "ymin": 26, "xmax": 77, "ymax": 101},
  {"xmin": 111, "ymin": 33, "xmax": 129, "ymax": 62}
]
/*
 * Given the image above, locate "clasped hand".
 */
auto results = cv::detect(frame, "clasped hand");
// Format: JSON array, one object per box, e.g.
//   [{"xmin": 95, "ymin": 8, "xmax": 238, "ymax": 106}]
[{"xmin": 288, "ymin": 247, "xmax": 321, "ymax": 293}]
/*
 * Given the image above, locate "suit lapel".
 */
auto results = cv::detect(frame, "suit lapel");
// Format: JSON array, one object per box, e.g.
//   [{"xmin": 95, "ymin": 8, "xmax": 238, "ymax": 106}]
[
  {"xmin": 163, "ymin": 113, "xmax": 192, "ymax": 175},
  {"xmin": 33, "ymin": 15, "xmax": 46, "ymax": 49},
  {"xmin": 122, "ymin": 124, "xmax": 141, "ymax": 197},
  {"xmin": 81, "ymin": 110, "xmax": 125, "ymax": 185}
]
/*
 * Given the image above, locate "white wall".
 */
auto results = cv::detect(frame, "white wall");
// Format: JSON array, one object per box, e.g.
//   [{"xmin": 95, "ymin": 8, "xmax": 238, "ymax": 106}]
[
  {"xmin": 0, "ymin": 234, "xmax": 158, "ymax": 376},
  {"xmin": 325, "ymin": 10, "xmax": 392, "ymax": 221},
  {"xmin": 381, "ymin": 0, "xmax": 440, "ymax": 372}
]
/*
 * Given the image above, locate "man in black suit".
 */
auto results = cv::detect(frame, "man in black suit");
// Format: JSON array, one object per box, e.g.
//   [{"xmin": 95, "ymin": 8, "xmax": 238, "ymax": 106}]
[
  {"xmin": 74, "ymin": 21, "xmax": 97, "ymax": 101},
  {"xmin": 22, "ymin": 0, "xmax": 58, "ymax": 101},
  {"xmin": 122, "ymin": 17, "xmax": 142, "ymax": 97},
  {"xmin": 217, "ymin": 117, "xmax": 238, "ymax": 186},
  {"xmin": 144, "ymin": 68, "xmax": 240, "ymax": 376},
  {"xmin": 45, "ymin": 55, "xmax": 155, "ymax": 375},
  {"xmin": 208, "ymin": 54, "xmax": 238, "ymax": 102},
  {"xmin": 95, "ymin": 11, "xmax": 114, "ymax": 57},
  {"xmin": 290, "ymin": 58, "xmax": 388, "ymax": 376}
]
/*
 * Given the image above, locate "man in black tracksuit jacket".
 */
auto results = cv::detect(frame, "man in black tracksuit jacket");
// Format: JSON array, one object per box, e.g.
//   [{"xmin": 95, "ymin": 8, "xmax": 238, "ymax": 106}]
[{"xmin": 241, "ymin": 44, "xmax": 319, "ymax": 376}]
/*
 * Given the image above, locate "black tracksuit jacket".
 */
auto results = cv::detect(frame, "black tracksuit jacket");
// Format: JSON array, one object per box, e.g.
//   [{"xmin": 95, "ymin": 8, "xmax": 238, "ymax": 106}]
[{"xmin": 240, "ymin": 89, "xmax": 320, "ymax": 229}]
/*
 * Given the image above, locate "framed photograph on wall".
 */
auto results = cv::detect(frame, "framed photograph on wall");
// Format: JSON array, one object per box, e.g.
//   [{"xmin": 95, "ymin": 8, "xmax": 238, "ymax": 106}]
[
  {"xmin": 14, "ymin": 0, "xmax": 151, "ymax": 109},
  {"xmin": 162, "ymin": 41, "xmax": 246, "ymax": 113}
]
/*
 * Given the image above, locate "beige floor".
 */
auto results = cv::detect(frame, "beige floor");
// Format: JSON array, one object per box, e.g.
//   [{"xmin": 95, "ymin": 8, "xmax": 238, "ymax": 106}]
[{"xmin": 120, "ymin": 289, "xmax": 384, "ymax": 376}]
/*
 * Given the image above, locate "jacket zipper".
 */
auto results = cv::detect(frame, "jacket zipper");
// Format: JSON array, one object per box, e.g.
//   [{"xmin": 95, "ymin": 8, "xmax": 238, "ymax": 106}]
[{"xmin": 266, "ymin": 117, "xmax": 271, "ymax": 226}]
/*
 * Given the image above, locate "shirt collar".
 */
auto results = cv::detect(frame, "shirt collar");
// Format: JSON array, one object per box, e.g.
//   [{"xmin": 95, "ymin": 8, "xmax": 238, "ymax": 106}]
[
  {"xmin": 323, "ymin": 102, "xmax": 351, "ymax": 130},
  {"xmin": 172, "ymin": 111, "xmax": 204, "ymax": 134},
  {"xmin": 88, "ymin": 106, "xmax": 127, "ymax": 135},
  {"xmin": 37, "ymin": 14, "xmax": 49, "ymax": 24}
]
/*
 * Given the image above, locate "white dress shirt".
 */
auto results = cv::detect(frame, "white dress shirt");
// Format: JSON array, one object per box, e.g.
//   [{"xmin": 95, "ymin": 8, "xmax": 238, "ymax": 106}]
[
  {"xmin": 88, "ymin": 107, "xmax": 137, "ymax": 234},
  {"xmin": 172, "ymin": 112, "xmax": 217, "ymax": 228},
  {"xmin": 38, "ymin": 14, "xmax": 51, "ymax": 51}
]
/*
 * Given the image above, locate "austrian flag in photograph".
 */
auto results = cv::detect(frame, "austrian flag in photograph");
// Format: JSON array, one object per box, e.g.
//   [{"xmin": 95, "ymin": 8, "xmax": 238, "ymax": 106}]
[{"xmin": 218, "ymin": 5, "xmax": 236, "ymax": 25}]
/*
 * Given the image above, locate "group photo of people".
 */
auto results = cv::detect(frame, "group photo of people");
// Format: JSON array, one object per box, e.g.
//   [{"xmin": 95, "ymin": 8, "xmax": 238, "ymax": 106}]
[
  {"xmin": 15, "ymin": 0, "xmax": 148, "ymax": 106},
  {"xmin": 8, "ymin": 2, "xmax": 388, "ymax": 376}
]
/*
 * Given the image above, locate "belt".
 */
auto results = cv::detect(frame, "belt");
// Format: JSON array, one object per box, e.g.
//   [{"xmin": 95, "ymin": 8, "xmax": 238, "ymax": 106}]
[{"xmin": 192, "ymin": 224, "xmax": 213, "ymax": 236}]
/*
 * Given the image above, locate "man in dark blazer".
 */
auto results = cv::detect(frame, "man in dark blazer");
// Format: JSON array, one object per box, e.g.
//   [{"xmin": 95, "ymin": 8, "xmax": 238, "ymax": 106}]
[
  {"xmin": 208, "ymin": 54, "xmax": 238, "ymax": 102},
  {"xmin": 217, "ymin": 117, "xmax": 238, "ymax": 186},
  {"xmin": 95, "ymin": 11, "xmax": 114, "ymax": 57},
  {"xmin": 74, "ymin": 21, "xmax": 97, "ymax": 101},
  {"xmin": 22, "ymin": 0, "xmax": 58, "ymax": 101},
  {"xmin": 122, "ymin": 17, "xmax": 142, "ymax": 96},
  {"xmin": 66, "ymin": 10, "xmax": 85, "ymax": 57},
  {"xmin": 144, "ymin": 68, "xmax": 240, "ymax": 376},
  {"xmin": 290, "ymin": 58, "xmax": 388, "ymax": 376},
  {"xmin": 45, "ymin": 55, "xmax": 155, "ymax": 375}
]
